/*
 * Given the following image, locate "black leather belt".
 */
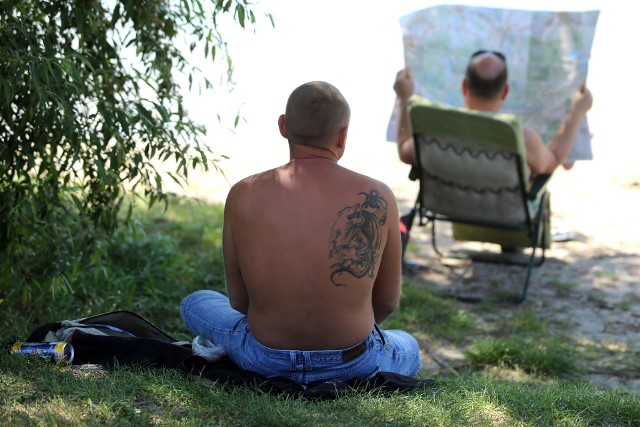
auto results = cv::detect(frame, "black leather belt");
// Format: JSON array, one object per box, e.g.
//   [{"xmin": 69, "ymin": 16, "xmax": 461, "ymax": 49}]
[{"xmin": 342, "ymin": 340, "xmax": 367, "ymax": 362}]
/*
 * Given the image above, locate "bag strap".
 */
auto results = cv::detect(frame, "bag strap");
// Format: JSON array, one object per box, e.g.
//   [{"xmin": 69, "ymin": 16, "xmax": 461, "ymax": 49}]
[{"xmin": 75, "ymin": 310, "xmax": 177, "ymax": 342}]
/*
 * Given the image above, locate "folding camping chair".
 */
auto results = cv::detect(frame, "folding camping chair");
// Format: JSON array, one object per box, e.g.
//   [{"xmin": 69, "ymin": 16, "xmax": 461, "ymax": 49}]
[{"xmin": 407, "ymin": 95, "xmax": 551, "ymax": 304}]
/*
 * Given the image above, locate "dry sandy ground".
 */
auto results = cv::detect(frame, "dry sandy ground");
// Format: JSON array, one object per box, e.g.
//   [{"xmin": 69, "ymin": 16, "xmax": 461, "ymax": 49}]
[
  {"xmin": 399, "ymin": 161, "xmax": 640, "ymax": 392},
  {"xmin": 174, "ymin": 141, "xmax": 640, "ymax": 392}
]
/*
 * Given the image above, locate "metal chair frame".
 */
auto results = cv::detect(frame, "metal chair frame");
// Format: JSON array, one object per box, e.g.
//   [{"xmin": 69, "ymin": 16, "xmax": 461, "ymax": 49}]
[{"xmin": 411, "ymin": 121, "xmax": 551, "ymax": 304}]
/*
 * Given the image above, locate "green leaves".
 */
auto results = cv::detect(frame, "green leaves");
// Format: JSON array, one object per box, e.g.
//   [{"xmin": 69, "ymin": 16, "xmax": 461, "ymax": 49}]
[
  {"xmin": 0, "ymin": 0, "xmax": 272, "ymax": 301},
  {"xmin": 235, "ymin": 4, "xmax": 245, "ymax": 28}
]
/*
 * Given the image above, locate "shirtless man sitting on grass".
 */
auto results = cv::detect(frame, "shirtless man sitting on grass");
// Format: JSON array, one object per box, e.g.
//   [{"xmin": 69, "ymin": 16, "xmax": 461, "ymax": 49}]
[{"xmin": 180, "ymin": 81, "xmax": 420, "ymax": 386}]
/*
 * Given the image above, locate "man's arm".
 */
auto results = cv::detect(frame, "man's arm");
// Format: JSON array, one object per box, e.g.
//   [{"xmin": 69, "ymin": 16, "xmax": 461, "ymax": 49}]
[
  {"xmin": 223, "ymin": 187, "xmax": 249, "ymax": 314},
  {"xmin": 525, "ymin": 85, "xmax": 593, "ymax": 175},
  {"xmin": 371, "ymin": 188, "xmax": 402, "ymax": 324},
  {"xmin": 394, "ymin": 68, "xmax": 418, "ymax": 166}
]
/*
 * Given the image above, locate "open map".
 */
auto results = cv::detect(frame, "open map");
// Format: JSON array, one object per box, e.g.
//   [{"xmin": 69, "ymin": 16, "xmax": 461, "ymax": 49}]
[{"xmin": 387, "ymin": 5, "xmax": 599, "ymax": 161}]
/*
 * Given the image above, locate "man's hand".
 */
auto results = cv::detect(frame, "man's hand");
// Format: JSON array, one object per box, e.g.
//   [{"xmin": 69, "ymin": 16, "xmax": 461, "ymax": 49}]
[
  {"xmin": 571, "ymin": 84, "xmax": 593, "ymax": 117},
  {"xmin": 393, "ymin": 68, "xmax": 415, "ymax": 101},
  {"xmin": 533, "ymin": 84, "xmax": 594, "ymax": 175},
  {"xmin": 393, "ymin": 68, "xmax": 418, "ymax": 165}
]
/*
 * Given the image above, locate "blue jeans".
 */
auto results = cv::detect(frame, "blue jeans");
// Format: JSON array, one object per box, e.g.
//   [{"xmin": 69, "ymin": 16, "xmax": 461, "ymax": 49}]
[{"xmin": 180, "ymin": 290, "xmax": 421, "ymax": 386}]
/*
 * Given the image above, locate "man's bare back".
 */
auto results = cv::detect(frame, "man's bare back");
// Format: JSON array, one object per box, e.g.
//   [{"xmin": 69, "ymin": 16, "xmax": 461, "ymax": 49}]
[
  {"xmin": 223, "ymin": 154, "xmax": 402, "ymax": 350},
  {"xmin": 181, "ymin": 81, "xmax": 420, "ymax": 383}
]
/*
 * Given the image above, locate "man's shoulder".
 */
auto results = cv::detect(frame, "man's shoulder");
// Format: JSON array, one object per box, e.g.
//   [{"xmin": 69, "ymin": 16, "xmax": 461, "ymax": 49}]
[
  {"xmin": 337, "ymin": 169, "xmax": 397, "ymax": 207},
  {"xmin": 226, "ymin": 169, "xmax": 276, "ymax": 205},
  {"xmin": 230, "ymin": 167, "xmax": 279, "ymax": 189},
  {"xmin": 523, "ymin": 126, "xmax": 544, "ymax": 146},
  {"xmin": 343, "ymin": 167, "xmax": 394, "ymax": 194}
]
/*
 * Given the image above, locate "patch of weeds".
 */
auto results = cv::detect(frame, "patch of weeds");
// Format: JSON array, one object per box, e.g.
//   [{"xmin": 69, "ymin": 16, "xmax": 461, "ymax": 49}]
[
  {"xmin": 463, "ymin": 309, "xmax": 582, "ymax": 376},
  {"xmin": 572, "ymin": 339, "xmax": 605, "ymax": 363},
  {"xmin": 577, "ymin": 337, "xmax": 640, "ymax": 378},
  {"xmin": 386, "ymin": 282, "xmax": 477, "ymax": 344},
  {"xmin": 592, "ymin": 269, "xmax": 618, "ymax": 281},
  {"xmin": 580, "ymin": 338, "xmax": 637, "ymax": 359},
  {"xmin": 551, "ymin": 314, "xmax": 576, "ymax": 333},
  {"xmin": 488, "ymin": 279, "xmax": 501, "ymax": 288},
  {"xmin": 547, "ymin": 278, "xmax": 580, "ymax": 297},
  {"xmin": 481, "ymin": 365, "xmax": 544, "ymax": 385},
  {"xmin": 587, "ymin": 290, "xmax": 609, "ymax": 306},
  {"xmin": 506, "ymin": 309, "xmax": 548, "ymax": 334},
  {"xmin": 489, "ymin": 288, "xmax": 524, "ymax": 304},
  {"xmin": 464, "ymin": 336, "xmax": 578, "ymax": 376},
  {"xmin": 601, "ymin": 340, "xmax": 640, "ymax": 372},
  {"xmin": 619, "ymin": 292, "xmax": 640, "ymax": 312},
  {"xmin": 624, "ymin": 337, "xmax": 640, "ymax": 367}
]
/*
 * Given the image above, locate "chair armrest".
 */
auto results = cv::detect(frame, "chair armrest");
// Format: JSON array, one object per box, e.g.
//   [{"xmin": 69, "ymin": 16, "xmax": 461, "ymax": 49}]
[
  {"xmin": 408, "ymin": 165, "xmax": 420, "ymax": 181},
  {"xmin": 527, "ymin": 174, "xmax": 552, "ymax": 200}
]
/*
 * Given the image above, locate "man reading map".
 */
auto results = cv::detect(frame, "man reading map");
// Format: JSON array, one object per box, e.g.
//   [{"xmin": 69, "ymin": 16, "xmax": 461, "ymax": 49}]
[
  {"xmin": 387, "ymin": 5, "xmax": 599, "ymax": 164},
  {"xmin": 393, "ymin": 51, "xmax": 593, "ymax": 176}
]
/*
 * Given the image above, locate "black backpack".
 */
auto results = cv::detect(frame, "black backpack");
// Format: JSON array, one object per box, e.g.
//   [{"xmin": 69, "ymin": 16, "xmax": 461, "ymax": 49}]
[{"xmin": 19, "ymin": 310, "xmax": 435, "ymax": 399}]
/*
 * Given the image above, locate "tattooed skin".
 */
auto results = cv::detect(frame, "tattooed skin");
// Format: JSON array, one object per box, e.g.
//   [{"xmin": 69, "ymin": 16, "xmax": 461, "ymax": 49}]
[{"xmin": 329, "ymin": 189, "xmax": 388, "ymax": 287}]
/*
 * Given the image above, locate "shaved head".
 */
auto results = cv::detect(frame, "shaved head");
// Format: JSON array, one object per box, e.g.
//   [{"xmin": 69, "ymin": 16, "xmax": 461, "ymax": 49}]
[
  {"xmin": 284, "ymin": 81, "xmax": 351, "ymax": 148},
  {"xmin": 465, "ymin": 51, "xmax": 508, "ymax": 100}
]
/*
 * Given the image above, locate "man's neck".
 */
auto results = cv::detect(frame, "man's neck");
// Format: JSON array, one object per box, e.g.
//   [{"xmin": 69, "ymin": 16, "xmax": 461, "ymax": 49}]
[
  {"xmin": 466, "ymin": 97, "xmax": 502, "ymax": 113},
  {"xmin": 289, "ymin": 144, "xmax": 339, "ymax": 162}
]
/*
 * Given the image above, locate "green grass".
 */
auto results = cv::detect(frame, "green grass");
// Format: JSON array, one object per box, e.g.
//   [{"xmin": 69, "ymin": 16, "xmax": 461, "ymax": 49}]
[
  {"xmin": 463, "ymin": 309, "xmax": 580, "ymax": 376},
  {"xmin": 465, "ymin": 336, "xmax": 578, "ymax": 376},
  {"xmin": 386, "ymin": 283, "xmax": 476, "ymax": 344},
  {"xmin": 548, "ymin": 278, "xmax": 581, "ymax": 297},
  {"xmin": 1, "ymin": 196, "xmax": 639, "ymax": 426},
  {"xmin": 0, "ymin": 196, "xmax": 225, "ymax": 340},
  {"xmin": 1, "ymin": 352, "xmax": 638, "ymax": 426}
]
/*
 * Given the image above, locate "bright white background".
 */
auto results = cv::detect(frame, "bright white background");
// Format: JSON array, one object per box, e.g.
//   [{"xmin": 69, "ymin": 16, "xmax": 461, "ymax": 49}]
[{"xmin": 180, "ymin": 0, "xmax": 639, "ymax": 200}]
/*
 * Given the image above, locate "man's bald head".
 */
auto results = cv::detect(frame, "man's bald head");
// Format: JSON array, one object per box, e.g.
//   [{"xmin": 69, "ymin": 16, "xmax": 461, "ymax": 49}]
[
  {"xmin": 284, "ymin": 81, "xmax": 351, "ymax": 148},
  {"xmin": 465, "ymin": 51, "xmax": 508, "ymax": 100}
]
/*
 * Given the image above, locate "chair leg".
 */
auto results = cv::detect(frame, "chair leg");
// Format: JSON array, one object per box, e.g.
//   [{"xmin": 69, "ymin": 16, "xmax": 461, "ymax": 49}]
[
  {"xmin": 431, "ymin": 220, "xmax": 445, "ymax": 257},
  {"xmin": 533, "ymin": 195, "xmax": 550, "ymax": 267},
  {"xmin": 517, "ymin": 197, "xmax": 548, "ymax": 304},
  {"xmin": 429, "ymin": 209, "xmax": 547, "ymax": 304},
  {"xmin": 431, "ymin": 220, "xmax": 469, "ymax": 260},
  {"xmin": 517, "ymin": 242, "xmax": 538, "ymax": 304}
]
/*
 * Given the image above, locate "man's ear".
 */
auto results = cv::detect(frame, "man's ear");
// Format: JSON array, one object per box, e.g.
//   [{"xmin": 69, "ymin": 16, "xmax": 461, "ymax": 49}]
[
  {"xmin": 462, "ymin": 79, "xmax": 468, "ymax": 97},
  {"xmin": 501, "ymin": 83, "xmax": 509, "ymax": 100},
  {"xmin": 336, "ymin": 126, "xmax": 348, "ymax": 150},
  {"xmin": 278, "ymin": 114, "xmax": 287, "ymax": 138}
]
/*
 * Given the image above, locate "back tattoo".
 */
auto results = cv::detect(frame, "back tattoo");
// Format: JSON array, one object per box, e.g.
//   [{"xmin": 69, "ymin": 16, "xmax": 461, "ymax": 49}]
[{"xmin": 329, "ymin": 189, "xmax": 388, "ymax": 287}]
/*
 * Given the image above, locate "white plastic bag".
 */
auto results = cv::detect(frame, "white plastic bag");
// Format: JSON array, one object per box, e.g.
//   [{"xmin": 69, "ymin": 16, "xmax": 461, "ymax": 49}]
[{"xmin": 191, "ymin": 335, "xmax": 226, "ymax": 362}]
